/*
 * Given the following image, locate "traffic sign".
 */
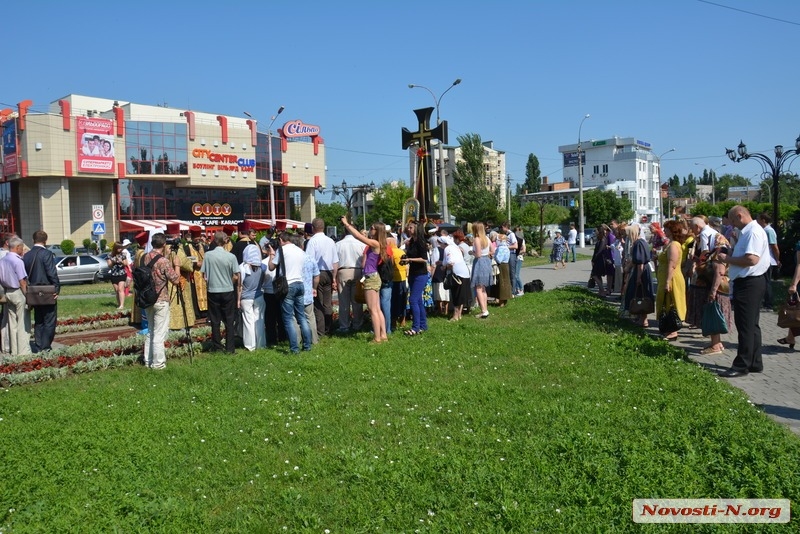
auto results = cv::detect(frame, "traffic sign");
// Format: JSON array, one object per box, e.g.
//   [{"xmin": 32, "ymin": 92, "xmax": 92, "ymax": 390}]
[
  {"xmin": 92, "ymin": 205, "xmax": 105, "ymax": 222},
  {"xmin": 92, "ymin": 222, "xmax": 106, "ymax": 235}
]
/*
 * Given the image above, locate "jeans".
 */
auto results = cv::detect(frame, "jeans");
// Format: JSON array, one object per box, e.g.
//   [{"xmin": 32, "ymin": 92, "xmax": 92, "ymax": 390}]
[
  {"xmin": 408, "ymin": 272, "xmax": 428, "ymax": 332},
  {"xmin": 391, "ymin": 280, "xmax": 408, "ymax": 323},
  {"xmin": 380, "ymin": 284, "xmax": 392, "ymax": 334},
  {"xmin": 509, "ymin": 254, "xmax": 522, "ymax": 294},
  {"xmin": 569, "ymin": 243, "xmax": 577, "ymax": 262},
  {"xmin": 144, "ymin": 301, "xmax": 170, "ymax": 368},
  {"xmin": 283, "ymin": 282, "xmax": 312, "ymax": 353}
]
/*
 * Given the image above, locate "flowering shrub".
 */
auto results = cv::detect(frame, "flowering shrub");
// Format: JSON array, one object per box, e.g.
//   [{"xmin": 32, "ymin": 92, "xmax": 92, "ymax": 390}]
[
  {"xmin": 0, "ymin": 327, "xmax": 210, "ymax": 387},
  {"xmin": 56, "ymin": 310, "xmax": 131, "ymax": 334}
]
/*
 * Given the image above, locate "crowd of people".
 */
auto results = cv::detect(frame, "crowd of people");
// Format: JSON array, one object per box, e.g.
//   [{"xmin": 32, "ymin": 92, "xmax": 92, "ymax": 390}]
[
  {"xmin": 608, "ymin": 205, "xmax": 778, "ymax": 378},
  {"xmin": 117, "ymin": 217, "xmax": 532, "ymax": 367}
]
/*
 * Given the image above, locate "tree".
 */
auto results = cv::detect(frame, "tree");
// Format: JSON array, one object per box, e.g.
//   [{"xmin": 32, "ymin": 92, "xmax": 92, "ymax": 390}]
[
  {"xmin": 314, "ymin": 201, "xmax": 347, "ymax": 235},
  {"xmin": 569, "ymin": 189, "xmax": 634, "ymax": 228},
  {"xmin": 451, "ymin": 133, "xmax": 501, "ymax": 223},
  {"xmin": 370, "ymin": 180, "xmax": 413, "ymax": 226},
  {"xmin": 520, "ymin": 154, "xmax": 542, "ymax": 194}
]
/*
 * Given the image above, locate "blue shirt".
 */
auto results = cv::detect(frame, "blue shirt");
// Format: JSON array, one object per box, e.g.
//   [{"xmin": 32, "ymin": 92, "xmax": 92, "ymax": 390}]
[{"xmin": 301, "ymin": 252, "xmax": 320, "ymax": 306}]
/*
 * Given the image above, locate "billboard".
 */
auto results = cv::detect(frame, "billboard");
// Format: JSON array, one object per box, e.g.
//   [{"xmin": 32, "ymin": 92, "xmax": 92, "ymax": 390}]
[
  {"xmin": 563, "ymin": 151, "xmax": 585, "ymax": 168},
  {"xmin": 77, "ymin": 117, "xmax": 115, "ymax": 174},
  {"xmin": 2, "ymin": 120, "xmax": 17, "ymax": 176}
]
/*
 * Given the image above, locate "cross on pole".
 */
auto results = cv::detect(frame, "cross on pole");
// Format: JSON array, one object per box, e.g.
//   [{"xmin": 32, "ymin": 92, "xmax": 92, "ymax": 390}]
[{"xmin": 402, "ymin": 107, "xmax": 446, "ymax": 221}]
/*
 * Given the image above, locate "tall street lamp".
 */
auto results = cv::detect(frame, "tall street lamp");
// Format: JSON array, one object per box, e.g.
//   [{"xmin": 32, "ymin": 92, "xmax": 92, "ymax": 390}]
[
  {"xmin": 329, "ymin": 180, "xmax": 376, "ymax": 230},
  {"xmin": 577, "ymin": 113, "xmax": 590, "ymax": 248},
  {"xmin": 726, "ymin": 136, "xmax": 800, "ymax": 239},
  {"xmin": 408, "ymin": 78, "xmax": 461, "ymax": 222},
  {"xmin": 656, "ymin": 148, "xmax": 675, "ymax": 224},
  {"xmin": 694, "ymin": 162, "xmax": 726, "ymax": 205},
  {"xmin": 246, "ymin": 106, "xmax": 285, "ymax": 227}
]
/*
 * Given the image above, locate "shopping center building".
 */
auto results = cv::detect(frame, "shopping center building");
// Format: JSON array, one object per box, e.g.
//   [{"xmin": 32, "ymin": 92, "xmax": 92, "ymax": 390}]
[{"xmin": 0, "ymin": 94, "xmax": 326, "ymax": 242}]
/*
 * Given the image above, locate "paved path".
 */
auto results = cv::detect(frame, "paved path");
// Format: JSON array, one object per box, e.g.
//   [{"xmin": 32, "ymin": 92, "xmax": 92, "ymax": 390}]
[{"xmin": 519, "ymin": 254, "xmax": 800, "ymax": 437}]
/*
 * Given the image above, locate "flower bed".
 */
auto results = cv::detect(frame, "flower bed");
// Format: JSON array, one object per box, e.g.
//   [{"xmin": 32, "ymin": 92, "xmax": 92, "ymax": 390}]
[
  {"xmin": 0, "ymin": 327, "xmax": 210, "ymax": 387},
  {"xmin": 56, "ymin": 310, "xmax": 131, "ymax": 334}
]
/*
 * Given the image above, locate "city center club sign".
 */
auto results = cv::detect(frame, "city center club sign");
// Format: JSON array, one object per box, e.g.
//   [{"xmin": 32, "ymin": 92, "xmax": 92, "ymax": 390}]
[{"xmin": 191, "ymin": 148, "xmax": 255, "ymax": 172}]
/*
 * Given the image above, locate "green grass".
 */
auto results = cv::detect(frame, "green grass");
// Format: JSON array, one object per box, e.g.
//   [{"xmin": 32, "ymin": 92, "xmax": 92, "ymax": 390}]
[
  {"xmin": 58, "ymin": 282, "xmax": 116, "ymax": 296},
  {"xmin": 56, "ymin": 295, "xmax": 121, "ymax": 317},
  {"xmin": 1, "ymin": 287, "xmax": 798, "ymax": 532}
]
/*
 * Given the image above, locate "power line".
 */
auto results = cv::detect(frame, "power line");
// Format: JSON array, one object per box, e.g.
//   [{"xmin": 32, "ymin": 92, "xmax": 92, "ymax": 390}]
[{"xmin": 696, "ymin": 0, "xmax": 800, "ymax": 27}]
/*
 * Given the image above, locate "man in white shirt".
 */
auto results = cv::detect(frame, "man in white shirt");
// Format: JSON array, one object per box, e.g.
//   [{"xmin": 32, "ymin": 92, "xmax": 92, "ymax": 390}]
[
  {"xmin": 268, "ymin": 231, "xmax": 312, "ymax": 353},
  {"xmin": 718, "ymin": 205, "xmax": 771, "ymax": 377},
  {"xmin": 335, "ymin": 227, "xmax": 364, "ymax": 332},
  {"xmin": 304, "ymin": 218, "xmax": 339, "ymax": 338},
  {"xmin": 567, "ymin": 222, "xmax": 578, "ymax": 262}
]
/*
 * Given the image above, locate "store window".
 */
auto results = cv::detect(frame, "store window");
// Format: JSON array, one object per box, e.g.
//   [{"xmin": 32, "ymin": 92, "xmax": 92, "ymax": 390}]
[{"xmin": 126, "ymin": 121, "xmax": 188, "ymax": 176}]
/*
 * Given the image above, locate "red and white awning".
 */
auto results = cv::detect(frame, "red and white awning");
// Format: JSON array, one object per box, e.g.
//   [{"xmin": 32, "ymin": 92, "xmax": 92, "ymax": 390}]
[{"xmin": 119, "ymin": 219, "xmax": 201, "ymax": 233}]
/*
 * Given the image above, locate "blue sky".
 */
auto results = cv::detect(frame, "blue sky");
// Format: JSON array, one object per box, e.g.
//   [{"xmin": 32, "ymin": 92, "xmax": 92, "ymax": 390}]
[{"xmin": 4, "ymin": 0, "xmax": 799, "ymax": 193}]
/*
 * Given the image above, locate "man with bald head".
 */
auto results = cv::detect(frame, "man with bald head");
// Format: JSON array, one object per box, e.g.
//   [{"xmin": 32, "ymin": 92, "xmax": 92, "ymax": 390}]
[{"xmin": 717, "ymin": 205, "xmax": 771, "ymax": 378}]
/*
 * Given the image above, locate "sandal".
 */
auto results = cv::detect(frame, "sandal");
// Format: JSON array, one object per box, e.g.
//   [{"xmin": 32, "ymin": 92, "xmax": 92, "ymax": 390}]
[
  {"xmin": 404, "ymin": 329, "xmax": 419, "ymax": 336},
  {"xmin": 699, "ymin": 346, "xmax": 724, "ymax": 355},
  {"xmin": 777, "ymin": 337, "xmax": 795, "ymax": 349}
]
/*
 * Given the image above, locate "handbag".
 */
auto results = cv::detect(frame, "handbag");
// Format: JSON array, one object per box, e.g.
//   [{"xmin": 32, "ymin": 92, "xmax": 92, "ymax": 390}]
[
  {"xmin": 443, "ymin": 271, "xmax": 462, "ymax": 290},
  {"xmin": 354, "ymin": 279, "xmax": 366, "ymax": 304},
  {"xmin": 25, "ymin": 248, "xmax": 58, "ymax": 306},
  {"xmin": 658, "ymin": 293, "xmax": 683, "ymax": 334},
  {"xmin": 777, "ymin": 293, "xmax": 800, "ymax": 329},
  {"xmin": 26, "ymin": 285, "xmax": 58, "ymax": 306},
  {"xmin": 701, "ymin": 300, "xmax": 728, "ymax": 336},
  {"xmin": 588, "ymin": 277, "xmax": 596, "ymax": 289},
  {"xmin": 628, "ymin": 283, "xmax": 654, "ymax": 315}
]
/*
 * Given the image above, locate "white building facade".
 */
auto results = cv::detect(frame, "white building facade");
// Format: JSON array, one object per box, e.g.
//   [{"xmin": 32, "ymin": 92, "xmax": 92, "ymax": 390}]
[{"xmin": 559, "ymin": 136, "xmax": 663, "ymax": 224}]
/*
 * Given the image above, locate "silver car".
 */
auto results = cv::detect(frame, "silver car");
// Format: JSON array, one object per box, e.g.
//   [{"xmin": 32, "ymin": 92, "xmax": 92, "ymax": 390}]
[{"xmin": 55, "ymin": 255, "xmax": 111, "ymax": 284}]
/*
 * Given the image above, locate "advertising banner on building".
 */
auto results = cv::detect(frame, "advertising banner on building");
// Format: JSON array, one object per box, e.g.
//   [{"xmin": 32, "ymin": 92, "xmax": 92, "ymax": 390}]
[
  {"xmin": 2, "ymin": 120, "xmax": 18, "ymax": 177},
  {"xmin": 77, "ymin": 117, "xmax": 115, "ymax": 174},
  {"xmin": 563, "ymin": 151, "xmax": 585, "ymax": 168}
]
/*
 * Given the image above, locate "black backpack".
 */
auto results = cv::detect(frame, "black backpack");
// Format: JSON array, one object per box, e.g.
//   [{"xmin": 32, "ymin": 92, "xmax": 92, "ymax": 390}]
[
  {"xmin": 378, "ymin": 254, "xmax": 394, "ymax": 286},
  {"xmin": 133, "ymin": 253, "xmax": 164, "ymax": 309}
]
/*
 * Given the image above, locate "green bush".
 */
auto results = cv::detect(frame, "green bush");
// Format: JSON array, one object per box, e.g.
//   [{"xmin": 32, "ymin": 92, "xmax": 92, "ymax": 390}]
[
  {"xmin": 99, "ymin": 238, "xmax": 107, "ymax": 252},
  {"xmin": 60, "ymin": 239, "xmax": 75, "ymax": 255},
  {"xmin": 82, "ymin": 238, "xmax": 92, "ymax": 250}
]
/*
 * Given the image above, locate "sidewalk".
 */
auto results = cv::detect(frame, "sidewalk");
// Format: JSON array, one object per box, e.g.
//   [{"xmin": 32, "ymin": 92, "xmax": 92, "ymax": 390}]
[{"xmin": 519, "ymin": 257, "xmax": 800, "ymax": 437}]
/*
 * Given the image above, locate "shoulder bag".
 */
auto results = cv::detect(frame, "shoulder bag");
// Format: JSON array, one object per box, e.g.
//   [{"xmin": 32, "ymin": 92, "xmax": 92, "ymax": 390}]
[{"xmin": 272, "ymin": 248, "xmax": 289, "ymax": 300}]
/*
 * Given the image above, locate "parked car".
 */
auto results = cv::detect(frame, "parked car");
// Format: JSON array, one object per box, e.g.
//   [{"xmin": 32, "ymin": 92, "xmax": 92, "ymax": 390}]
[
  {"xmin": 55, "ymin": 255, "xmax": 110, "ymax": 284},
  {"xmin": 584, "ymin": 228, "xmax": 597, "ymax": 246}
]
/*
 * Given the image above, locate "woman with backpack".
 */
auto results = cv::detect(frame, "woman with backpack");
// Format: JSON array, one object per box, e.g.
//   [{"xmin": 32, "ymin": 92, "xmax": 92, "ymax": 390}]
[{"xmin": 340, "ymin": 216, "xmax": 389, "ymax": 344}]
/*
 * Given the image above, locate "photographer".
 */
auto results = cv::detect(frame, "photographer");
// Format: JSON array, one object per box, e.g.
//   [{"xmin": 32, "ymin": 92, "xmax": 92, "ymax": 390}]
[
  {"xmin": 141, "ymin": 233, "xmax": 182, "ymax": 370},
  {"xmin": 107, "ymin": 242, "xmax": 130, "ymax": 310}
]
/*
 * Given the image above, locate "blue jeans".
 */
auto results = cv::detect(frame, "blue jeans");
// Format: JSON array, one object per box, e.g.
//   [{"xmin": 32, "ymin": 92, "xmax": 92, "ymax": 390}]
[
  {"xmin": 508, "ymin": 254, "xmax": 520, "ymax": 294},
  {"xmin": 408, "ymin": 272, "xmax": 428, "ymax": 332},
  {"xmin": 380, "ymin": 284, "xmax": 392, "ymax": 334},
  {"xmin": 282, "ymin": 282, "xmax": 312, "ymax": 353},
  {"xmin": 512, "ymin": 254, "xmax": 523, "ymax": 294},
  {"xmin": 569, "ymin": 243, "xmax": 577, "ymax": 262}
]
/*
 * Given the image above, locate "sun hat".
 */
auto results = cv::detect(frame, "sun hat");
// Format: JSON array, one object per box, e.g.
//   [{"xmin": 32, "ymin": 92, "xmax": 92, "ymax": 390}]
[{"xmin": 121, "ymin": 239, "xmax": 131, "ymax": 247}]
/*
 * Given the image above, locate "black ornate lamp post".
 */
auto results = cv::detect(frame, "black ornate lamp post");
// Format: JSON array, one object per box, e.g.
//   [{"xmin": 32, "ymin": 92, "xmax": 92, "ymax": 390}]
[
  {"xmin": 725, "ymin": 136, "xmax": 800, "ymax": 239},
  {"xmin": 327, "ymin": 180, "xmax": 376, "ymax": 229}
]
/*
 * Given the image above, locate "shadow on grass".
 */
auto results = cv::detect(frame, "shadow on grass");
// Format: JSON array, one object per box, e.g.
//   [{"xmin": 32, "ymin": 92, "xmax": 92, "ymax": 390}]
[{"xmin": 558, "ymin": 285, "xmax": 684, "ymax": 360}]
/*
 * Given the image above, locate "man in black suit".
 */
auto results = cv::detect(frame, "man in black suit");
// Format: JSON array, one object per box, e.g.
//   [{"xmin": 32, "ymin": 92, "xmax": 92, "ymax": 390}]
[{"xmin": 23, "ymin": 230, "xmax": 60, "ymax": 353}]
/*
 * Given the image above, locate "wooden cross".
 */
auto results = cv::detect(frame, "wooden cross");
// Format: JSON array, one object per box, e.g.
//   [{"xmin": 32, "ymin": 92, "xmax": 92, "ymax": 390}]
[{"xmin": 402, "ymin": 107, "xmax": 447, "ymax": 221}]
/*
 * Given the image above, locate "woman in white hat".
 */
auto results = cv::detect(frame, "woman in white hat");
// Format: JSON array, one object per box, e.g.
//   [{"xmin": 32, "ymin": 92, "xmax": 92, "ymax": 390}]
[{"xmin": 551, "ymin": 229, "xmax": 567, "ymax": 269}]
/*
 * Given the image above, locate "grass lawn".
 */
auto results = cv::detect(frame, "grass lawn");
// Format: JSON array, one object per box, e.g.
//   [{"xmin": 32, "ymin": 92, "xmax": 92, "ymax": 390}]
[
  {"xmin": 56, "ymin": 295, "xmax": 122, "ymax": 317},
  {"xmin": 1, "ymin": 287, "xmax": 798, "ymax": 532}
]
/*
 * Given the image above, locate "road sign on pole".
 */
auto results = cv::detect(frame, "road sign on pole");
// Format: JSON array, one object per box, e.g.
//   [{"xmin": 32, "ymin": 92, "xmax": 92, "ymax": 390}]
[
  {"xmin": 92, "ymin": 222, "xmax": 106, "ymax": 235},
  {"xmin": 92, "ymin": 205, "xmax": 105, "ymax": 222}
]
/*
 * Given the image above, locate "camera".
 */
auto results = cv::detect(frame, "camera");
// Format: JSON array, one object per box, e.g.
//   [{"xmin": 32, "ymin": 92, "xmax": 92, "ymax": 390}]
[
  {"xmin": 268, "ymin": 238, "xmax": 280, "ymax": 250},
  {"xmin": 399, "ymin": 254, "xmax": 409, "ymax": 266},
  {"xmin": 166, "ymin": 237, "xmax": 182, "ymax": 251}
]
